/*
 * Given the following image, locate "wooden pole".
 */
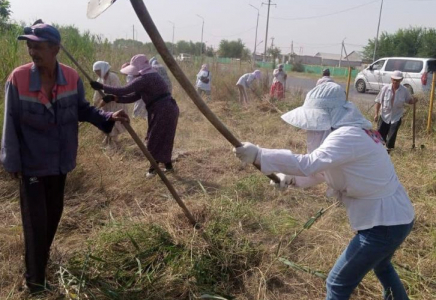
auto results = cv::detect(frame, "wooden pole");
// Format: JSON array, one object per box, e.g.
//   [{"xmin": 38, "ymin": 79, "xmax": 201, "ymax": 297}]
[
  {"xmin": 129, "ymin": 0, "xmax": 280, "ymax": 183},
  {"xmin": 426, "ymin": 74, "xmax": 436, "ymax": 133},
  {"xmin": 345, "ymin": 66, "xmax": 352, "ymax": 101},
  {"xmin": 412, "ymin": 103, "xmax": 416, "ymax": 149}
]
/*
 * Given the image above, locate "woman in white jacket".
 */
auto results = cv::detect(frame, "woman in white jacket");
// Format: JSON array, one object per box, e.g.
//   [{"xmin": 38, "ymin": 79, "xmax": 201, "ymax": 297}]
[{"xmin": 234, "ymin": 82, "xmax": 414, "ymax": 300}]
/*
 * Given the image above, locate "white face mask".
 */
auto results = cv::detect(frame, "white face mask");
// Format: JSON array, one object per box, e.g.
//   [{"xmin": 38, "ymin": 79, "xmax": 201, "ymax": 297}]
[
  {"xmin": 126, "ymin": 75, "xmax": 134, "ymax": 83},
  {"xmin": 306, "ymin": 130, "xmax": 331, "ymax": 153}
]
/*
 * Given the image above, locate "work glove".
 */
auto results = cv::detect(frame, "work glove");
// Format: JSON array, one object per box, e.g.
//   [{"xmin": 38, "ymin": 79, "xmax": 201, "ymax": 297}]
[
  {"xmin": 90, "ymin": 81, "xmax": 104, "ymax": 90},
  {"xmin": 233, "ymin": 142, "xmax": 261, "ymax": 165},
  {"xmin": 103, "ymin": 94, "xmax": 117, "ymax": 103},
  {"xmin": 270, "ymin": 173, "xmax": 295, "ymax": 190}
]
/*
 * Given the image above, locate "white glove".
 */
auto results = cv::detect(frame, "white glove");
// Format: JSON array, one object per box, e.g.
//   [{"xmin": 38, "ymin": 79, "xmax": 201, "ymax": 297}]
[
  {"xmin": 233, "ymin": 142, "xmax": 261, "ymax": 165},
  {"xmin": 270, "ymin": 173, "xmax": 295, "ymax": 190}
]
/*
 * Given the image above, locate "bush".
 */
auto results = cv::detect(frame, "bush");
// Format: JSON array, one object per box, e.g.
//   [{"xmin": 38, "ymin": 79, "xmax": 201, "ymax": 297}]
[{"xmin": 292, "ymin": 61, "xmax": 304, "ymax": 72}]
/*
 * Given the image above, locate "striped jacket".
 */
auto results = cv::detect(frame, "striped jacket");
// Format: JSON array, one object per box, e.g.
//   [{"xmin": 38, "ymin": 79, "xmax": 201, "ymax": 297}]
[{"xmin": 1, "ymin": 62, "xmax": 114, "ymax": 176}]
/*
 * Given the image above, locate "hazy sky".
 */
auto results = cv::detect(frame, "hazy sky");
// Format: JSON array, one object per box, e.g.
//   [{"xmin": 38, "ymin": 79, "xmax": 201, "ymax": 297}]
[{"xmin": 9, "ymin": 0, "xmax": 436, "ymax": 56}]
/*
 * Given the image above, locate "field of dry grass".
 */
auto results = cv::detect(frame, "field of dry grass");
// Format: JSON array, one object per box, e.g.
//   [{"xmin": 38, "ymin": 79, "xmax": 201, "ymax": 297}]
[{"xmin": 1, "ymin": 56, "xmax": 436, "ymax": 300}]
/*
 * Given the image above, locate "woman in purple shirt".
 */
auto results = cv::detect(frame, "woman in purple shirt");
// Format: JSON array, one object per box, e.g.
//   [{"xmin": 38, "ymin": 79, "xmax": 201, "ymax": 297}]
[{"xmin": 90, "ymin": 54, "xmax": 179, "ymax": 177}]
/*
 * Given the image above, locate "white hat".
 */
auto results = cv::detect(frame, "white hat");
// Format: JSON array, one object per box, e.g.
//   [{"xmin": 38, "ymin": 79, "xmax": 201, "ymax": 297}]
[
  {"xmin": 391, "ymin": 70, "xmax": 403, "ymax": 80},
  {"xmin": 281, "ymin": 82, "xmax": 372, "ymax": 130}
]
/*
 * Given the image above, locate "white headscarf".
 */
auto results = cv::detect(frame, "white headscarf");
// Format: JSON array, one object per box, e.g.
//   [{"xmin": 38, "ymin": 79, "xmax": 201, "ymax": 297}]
[{"xmin": 93, "ymin": 61, "xmax": 111, "ymax": 79}]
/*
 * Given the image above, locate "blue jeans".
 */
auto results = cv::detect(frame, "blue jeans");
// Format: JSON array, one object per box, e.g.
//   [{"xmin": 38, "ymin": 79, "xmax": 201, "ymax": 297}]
[{"xmin": 326, "ymin": 221, "xmax": 414, "ymax": 300}]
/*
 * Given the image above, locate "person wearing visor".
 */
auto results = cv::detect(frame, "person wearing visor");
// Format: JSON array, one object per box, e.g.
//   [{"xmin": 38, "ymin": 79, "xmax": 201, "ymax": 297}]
[
  {"xmin": 90, "ymin": 54, "xmax": 179, "ymax": 178},
  {"xmin": 234, "ymin": 82, "xmax": 414, "ymax": 300},
  {"xmin": 1, "ymin": 23, "xmax": 129, "ymax": 295},
  {"xmin": 374, "ymin": 70, "xmax": 418, "ymax": 153}
]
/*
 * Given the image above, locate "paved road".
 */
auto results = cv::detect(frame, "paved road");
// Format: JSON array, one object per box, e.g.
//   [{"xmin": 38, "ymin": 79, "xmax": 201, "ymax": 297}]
[{"xmin": 285, "ymin": 76, "xmax": 377, "ymax": 110}]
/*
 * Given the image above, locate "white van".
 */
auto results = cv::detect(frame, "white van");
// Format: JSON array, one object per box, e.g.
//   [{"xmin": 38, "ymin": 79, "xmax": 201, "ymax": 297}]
[
  {"xmin": 177, "ymin": 53, "xmax": 192, "ymax": 62},
  {"xmin": 354, "ymin": 57, "xmax": 436, "ymax": 94}
]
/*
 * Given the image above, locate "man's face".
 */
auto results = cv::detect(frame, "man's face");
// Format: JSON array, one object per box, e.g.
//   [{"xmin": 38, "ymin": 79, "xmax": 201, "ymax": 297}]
[
  {"xmin": 27, "ymin": 40, "xmax": 59, "ymax": 68},
  {"xmin": 391, "ymin": 78, "xmax": 402, "ymax": 89}
]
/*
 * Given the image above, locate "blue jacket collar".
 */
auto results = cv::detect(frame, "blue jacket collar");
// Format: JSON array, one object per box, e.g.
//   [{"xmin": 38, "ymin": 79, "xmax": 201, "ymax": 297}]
[{"xmin": 29, "ymin": 62, "xmax": 67, "ymax": 92}]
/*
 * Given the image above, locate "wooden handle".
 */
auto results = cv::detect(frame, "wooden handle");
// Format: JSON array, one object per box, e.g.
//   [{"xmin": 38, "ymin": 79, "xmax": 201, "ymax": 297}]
[
  {"xmin": 122, "ymin": 122, "xmax": 199, "ymax": 227},
  {"xmin": 412, "ymin": 103, "xmax": 416, "ymax": 149},
  {"xmin": 129, "ymin": 0, "xmax": 280, "ymax": 184}
]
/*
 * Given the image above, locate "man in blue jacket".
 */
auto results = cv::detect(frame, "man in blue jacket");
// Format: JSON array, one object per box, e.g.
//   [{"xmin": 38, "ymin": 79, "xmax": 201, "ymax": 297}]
[{"xmin": 1, "ymin": 23, "xmax": 129, "ymax": 294}]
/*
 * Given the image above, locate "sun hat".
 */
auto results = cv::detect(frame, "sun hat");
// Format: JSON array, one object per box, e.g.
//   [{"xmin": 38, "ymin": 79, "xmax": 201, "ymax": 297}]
[
  {"xmin": 120, "ymin": 54, "xmax": 154, "ymax": 76},
  {"xmin": 18, "ymin": 23, "xmax": 61, "ymax": 45},
  {"xmin": 391, "ymin": 70, "xmax": 403, "ymax": 80},
  {"xmin": 281, "ymin": 82, "xmax": 372, "ymax": 130}
]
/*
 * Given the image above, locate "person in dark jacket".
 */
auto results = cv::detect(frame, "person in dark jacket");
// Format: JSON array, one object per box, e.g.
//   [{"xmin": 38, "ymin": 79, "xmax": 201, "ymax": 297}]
[
  {"xmin": 1, "ymin": 23, "xmax": 129, "ymax": 295},
  {"xmin": 90, "ymin": 54, "xmax": 179, "ymax": 178}
]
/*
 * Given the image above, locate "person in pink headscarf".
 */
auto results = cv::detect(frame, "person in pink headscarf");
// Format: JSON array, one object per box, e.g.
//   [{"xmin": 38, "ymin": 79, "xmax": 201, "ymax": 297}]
[
  {"xmin": 90, "ymin": 54, "xmax": 179, "ymax": 178},
  {"xmin": 196, "ymin": 64, "xmax": 211, "ymax": 101},
  {"xmin": 236, "ymin": 69, "xmax": 261, "ymax": 105}
]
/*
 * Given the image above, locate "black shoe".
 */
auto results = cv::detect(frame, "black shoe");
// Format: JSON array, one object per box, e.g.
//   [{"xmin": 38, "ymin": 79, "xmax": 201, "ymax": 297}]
[{"xmin": 28, "ymin": 282, "xmax": 52, "ymax": 296}]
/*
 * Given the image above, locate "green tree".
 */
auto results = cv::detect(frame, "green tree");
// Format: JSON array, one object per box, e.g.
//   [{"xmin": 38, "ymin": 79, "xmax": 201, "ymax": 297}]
[
  {"xmin": 363, "ymin": 27, "xmax": 436, "ymax": 60},
  {"xmin": 267, "ymin": 46, "xmax": 281, "ymax": 61},
  {"xmin": 0, "ymin": 0, "xmax": 11, "ymax": 24},
  {"xmin": 205, "ymin": 46, "xmax": 215, "ymax": 57},
  {"xmin": 218, "ymin": 39, "xmax": 248, "ymax": 58}
]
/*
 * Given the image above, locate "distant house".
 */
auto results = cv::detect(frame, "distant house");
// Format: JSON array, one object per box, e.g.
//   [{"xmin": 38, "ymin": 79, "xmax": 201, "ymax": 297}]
[{"xmin": 315, "ymin": 51, "xmax": 362, "ymax": 67}]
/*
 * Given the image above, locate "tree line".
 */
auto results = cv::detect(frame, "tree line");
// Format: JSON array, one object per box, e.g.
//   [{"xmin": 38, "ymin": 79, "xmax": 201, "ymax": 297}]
[{"xmin": 363, "ymin": 27, "xmax": 436, "ymax": 60}]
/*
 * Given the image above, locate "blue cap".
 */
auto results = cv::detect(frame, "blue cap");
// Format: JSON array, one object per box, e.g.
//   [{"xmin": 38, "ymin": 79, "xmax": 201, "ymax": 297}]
[{"xmin": 18, "ymin": 24, "xmax": 61, "ymax": 45}]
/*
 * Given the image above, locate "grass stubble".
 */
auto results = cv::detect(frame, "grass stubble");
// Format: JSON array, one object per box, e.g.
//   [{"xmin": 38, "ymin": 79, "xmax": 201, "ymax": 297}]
[{"xmin": 0, "ymin": 57, "xmax": 436, "ymax": 299}]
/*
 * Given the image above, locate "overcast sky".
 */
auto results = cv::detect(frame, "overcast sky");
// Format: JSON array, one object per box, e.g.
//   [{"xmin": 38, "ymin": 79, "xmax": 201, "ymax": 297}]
[{"xmin": 9, "ymin": 0, "xmax": 436, "ymax": 56}]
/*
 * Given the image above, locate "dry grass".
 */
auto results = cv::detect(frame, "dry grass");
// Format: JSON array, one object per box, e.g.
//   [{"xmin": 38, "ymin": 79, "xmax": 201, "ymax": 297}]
[{"xmin": 1, "ymin": 61, "xmax": 436, "ymax": 300}]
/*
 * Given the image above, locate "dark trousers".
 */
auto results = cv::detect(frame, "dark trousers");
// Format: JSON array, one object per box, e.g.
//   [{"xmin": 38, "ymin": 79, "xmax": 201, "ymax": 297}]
[
  {"xmin": 377, "ymin": 118, "xmax": 402, "ymax": 149},
  {"xmin": 19, "ymin": 174, "xmax": 66, "ymax": 289}
]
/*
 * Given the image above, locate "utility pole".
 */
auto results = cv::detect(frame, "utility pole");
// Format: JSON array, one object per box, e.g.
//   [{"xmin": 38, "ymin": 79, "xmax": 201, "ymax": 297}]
[
  {"xmin": 339, "ymin": 38, "xmax": 346, "ymax": 67},
  {"xmin": 270, "ymin": 37, "xmax": 274, "ymax": 48},
  {"xmin": 132, "ymin": 24, "xmax": 134, "ymax": 40},
  {"xmin": 168, "ymin": 21, "xmax": 175, "ymax": 56},
  {"xmin": 249, "ymin": 4, "xmax": 260, "ymax": 57},
  {"xmin": 262, "ymin": 0, "xmax": 276, "ymax": 62},
  {"xmin": 196, "ymin": 14, "xmax": 205, "ymax": 56},
  {"xmin": 373, "ymin": 0, "xmax": 384, "ymax": 62}
]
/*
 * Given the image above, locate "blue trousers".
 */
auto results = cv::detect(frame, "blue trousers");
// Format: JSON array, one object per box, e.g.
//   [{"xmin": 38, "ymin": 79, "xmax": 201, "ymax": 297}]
[{"xmin": 326, "ymin": 221, "xmax": 414, "ymax": 300}]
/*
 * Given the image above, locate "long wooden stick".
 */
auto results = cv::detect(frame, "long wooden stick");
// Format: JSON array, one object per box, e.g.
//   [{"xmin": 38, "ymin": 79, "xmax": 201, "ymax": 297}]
[
  {"xmin": 129, "ymin": 0, "xmax": 280, "ymax": 184},
  {"xmin": 123, "ymin": 122, "xmax": 198, "ymax": 227},
  {"xmin": 412, "ymin": 102, "xmax": 416, "ymax": 149},
  {"xmin": 60, "ymin": 45, "xmax": 198, "ymax": 228}
]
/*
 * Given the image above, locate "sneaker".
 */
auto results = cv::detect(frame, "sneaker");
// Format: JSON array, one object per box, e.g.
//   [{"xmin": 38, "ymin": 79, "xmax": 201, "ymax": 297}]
[
  {"xmin": 163, "ymin": 168, "xmax": 174, "ymax": 173},
  {"xmin": 146, "ymin": 171, "xmax": 156, "ymax": 178}
]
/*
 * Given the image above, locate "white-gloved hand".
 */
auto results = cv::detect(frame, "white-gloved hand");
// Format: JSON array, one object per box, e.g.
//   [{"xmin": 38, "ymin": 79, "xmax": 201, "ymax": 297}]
[
  {"xmin": 270, "ymin": 173, "xmax": 295, "ymax": 190},
  {"xmin": 233, "ymin": 142, "xmax": 260, "ymax": 164}
]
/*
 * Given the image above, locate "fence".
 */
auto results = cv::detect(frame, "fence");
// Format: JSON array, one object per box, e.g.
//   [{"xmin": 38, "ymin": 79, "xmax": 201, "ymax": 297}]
[{"xmin": 255, "ymin": 62, "xmax": 359, "ymax": 78}]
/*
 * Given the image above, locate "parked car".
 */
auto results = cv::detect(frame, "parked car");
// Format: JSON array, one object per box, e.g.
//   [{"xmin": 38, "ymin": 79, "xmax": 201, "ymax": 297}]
[
  {"xmin": 354, "ymin": 57, "xmax": 436, "ymax": 94},
  {"xmin": 177, "ymin": 53, "xmax": 192, "ymax": 62}
]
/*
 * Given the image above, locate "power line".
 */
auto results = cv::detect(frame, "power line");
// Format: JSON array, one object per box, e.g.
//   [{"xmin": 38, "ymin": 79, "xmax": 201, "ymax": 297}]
[
  {"xmin": 266, "ymin": 0, "xmax": 378, "ymax": 21},
  {"xmin": 207, "ymin": 26, "xmax": 256, "ymax": 38}
]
